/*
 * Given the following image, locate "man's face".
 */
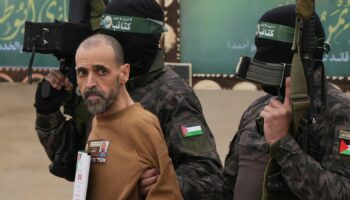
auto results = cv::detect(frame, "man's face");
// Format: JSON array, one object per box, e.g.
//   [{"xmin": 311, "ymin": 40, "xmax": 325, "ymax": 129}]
[{"xmin": 75, "ymin": 44, "xmax": 121, "ymax": 115}]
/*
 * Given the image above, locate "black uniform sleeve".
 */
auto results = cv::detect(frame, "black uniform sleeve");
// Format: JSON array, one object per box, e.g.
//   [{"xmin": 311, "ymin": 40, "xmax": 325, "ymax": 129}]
[
  {"xmin": 222, "ymin": 134, "xmax": 239, "ymax": 199},
  {"xmin": 35, "ymin": 111, "xmax": 87, "ymax": 181},
  {"xmin": 222, "ymin": 94, "xmax": 272, "ymax": 200},
  {"xmin": 163, "ymin": 92, "xmax": 224, "ymax": 200}
]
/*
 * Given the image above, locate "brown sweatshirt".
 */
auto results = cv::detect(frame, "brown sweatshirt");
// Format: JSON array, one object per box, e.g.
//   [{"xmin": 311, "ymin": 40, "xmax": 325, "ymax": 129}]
[{"xmin": 86, "ymin": 103, "xmax": 183, "ymax": 200}]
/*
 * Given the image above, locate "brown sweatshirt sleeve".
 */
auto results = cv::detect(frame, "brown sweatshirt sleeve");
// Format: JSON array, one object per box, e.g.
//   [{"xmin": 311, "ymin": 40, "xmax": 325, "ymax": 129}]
[{"xmin": 134, "ymin": 114, "xmax": 183, "ymax": 200}]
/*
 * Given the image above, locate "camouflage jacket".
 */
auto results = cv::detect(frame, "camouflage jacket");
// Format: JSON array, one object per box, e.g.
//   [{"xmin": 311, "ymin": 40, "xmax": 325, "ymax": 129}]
[
  {"xmin": 223, "ymin": 83, "xmax": 350, "ymax": 200},
  {"xmin": 36, "ymin": 51, "xmax": 224, "ymax": 200}
]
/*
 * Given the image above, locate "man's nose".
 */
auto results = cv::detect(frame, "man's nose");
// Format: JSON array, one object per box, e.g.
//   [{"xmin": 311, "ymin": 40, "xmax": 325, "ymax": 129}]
[{"xmin": 86, "ymin": 73, "xmax": 97, "ymax": 88}]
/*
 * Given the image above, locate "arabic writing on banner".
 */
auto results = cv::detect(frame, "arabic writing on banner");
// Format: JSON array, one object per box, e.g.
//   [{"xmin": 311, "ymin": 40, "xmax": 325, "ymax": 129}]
[
  {"xmin": 0, "ymin": 0, "xmax": 349, "ymax": 76},
  {"xmin": 181, "ymin": 0, "xmax": 350, "ymax": 76},
  {"xmin": 0, "ymin": 0, "xmax": 68, "ymax": 67}
]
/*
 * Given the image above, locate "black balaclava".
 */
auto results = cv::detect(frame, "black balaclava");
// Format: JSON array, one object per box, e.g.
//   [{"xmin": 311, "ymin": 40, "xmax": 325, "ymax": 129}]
[
  {"xmin": 254, "ymin": 4, "xmax": 326, "ymax": 95},
  {"xmin": 98, "ymin": 0, "xmax": 164, "ymax": 78}
]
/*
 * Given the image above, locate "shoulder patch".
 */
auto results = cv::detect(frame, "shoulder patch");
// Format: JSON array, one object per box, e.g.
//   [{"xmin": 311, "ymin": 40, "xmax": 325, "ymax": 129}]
[
  {"xmin": 339, "ymin": 130, "xmax": 350, "ymax": 156},
  {"xmin": 177, "ymin": 121, "xmax": 213, "ymax": 154},
  {"xmin": 181, "ymin": 124, "xmax": 203, "ymax": 137}
]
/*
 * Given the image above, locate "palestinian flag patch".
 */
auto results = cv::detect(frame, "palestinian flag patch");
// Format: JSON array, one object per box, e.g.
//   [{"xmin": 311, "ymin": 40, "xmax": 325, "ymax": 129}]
[
  {"xmin": 339, "ymin": 139, "xmax": 350, "ymax": 155},
  {"xmin": 339, "ymin": 129, "xmax": 350, "ymax": 156},
  {"xmin": 181, "ymin": 125, "xmax": 203, "ymax": 137}
]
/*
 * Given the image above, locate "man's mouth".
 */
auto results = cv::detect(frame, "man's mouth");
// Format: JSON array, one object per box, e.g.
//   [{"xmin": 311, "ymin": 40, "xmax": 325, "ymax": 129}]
[{"xmin": 86, "ymin": 94, "xmax": 103, "ymax": 101}]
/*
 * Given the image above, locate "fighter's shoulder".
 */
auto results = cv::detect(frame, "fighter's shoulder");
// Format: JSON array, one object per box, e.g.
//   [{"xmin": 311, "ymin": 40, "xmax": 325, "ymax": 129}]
[
  {"xmin": 156, "ymin": 67, "xmax": 193, "ymax": 95},
  {"xmin": 326, "ymin": 84, "xmax": 350, "ymax": 118}
]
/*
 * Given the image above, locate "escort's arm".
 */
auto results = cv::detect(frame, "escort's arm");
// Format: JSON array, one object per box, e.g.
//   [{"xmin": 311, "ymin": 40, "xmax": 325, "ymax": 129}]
[
  {"xmin": 270, "ymin": 86, "xmax": 350, "ymax": 200},
  {"xmin": 222, "ymin": 134, "xmax": 239, "ymax": 199},
  {"xmin": 223, "ymin": 94, "xmax": 271, "ymax": 200},
  {"xmin": 163, "ymin": 92, "xmax": 224, "ymax": 200},
  {"xmin": 34, "ymin": 79, "xmax": 90, "ymax": 181},
  {"xmin": 34, "ymin": 70, "xmax": 92, "ymax": 181},
  {"xmin": 36, "ymin": 110, "xmax": 87, "ymax": 181}
]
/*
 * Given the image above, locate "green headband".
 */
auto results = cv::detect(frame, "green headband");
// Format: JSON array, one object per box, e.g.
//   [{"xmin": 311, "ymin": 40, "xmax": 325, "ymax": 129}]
[
  {"xmin": 256, "ymin": 22, "xmax": 294, "ymax": 43},
  {"xmin": 100, "ymin": 14, "xmax": 167, "ymax": 34}
]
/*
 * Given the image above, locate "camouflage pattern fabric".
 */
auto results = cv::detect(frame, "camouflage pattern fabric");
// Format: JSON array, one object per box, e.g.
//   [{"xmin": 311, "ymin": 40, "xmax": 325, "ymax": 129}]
[
  {"xmin": 36, "ymin": 110, "xmax": 86, "ymax": 181},
  {"xmin": 90, "ymin": 0, "xmax": 106, "ymax": 30},
  {"xmin": 36, "ymin": 51, "xmax": 224, "ymax": 199},
  {"xmin": 223, "ymin": 82, "xmax": 350, "ymax": 200}
]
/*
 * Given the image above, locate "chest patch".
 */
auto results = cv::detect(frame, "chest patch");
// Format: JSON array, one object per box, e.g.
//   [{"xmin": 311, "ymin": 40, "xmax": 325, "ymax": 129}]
[{"xmin": 88, "ymin": 140, "xmax": 110, "ymax": 163}]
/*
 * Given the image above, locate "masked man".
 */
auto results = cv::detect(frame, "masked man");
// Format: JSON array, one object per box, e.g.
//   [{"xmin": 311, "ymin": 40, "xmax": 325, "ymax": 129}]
[{"xmin": 223, "ymin": 4, "xmax": 350, "ymax": 200}]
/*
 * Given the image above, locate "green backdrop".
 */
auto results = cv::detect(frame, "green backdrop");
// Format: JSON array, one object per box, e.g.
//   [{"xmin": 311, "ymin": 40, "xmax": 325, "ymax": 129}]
[
  {"xmin": 0, "ymin": 0, "xmax": 349, "ymax": 76},
  {"xmin": 181, "ymin": 0, "xmax": 350, "ymax": 76},
  {"xmin": 0, "ymin": 0, "xmax": 68, "ymax": 68}
]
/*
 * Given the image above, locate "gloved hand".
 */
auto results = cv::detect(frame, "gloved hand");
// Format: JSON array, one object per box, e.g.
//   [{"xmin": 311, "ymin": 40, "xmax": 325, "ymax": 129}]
[
  {"xmin": 34, "ymin": 80, "xmax": 66, "ymax": 114},
  {"xmin": 34, "ymin": 70, "xmax": 73, "ymax": 114}
]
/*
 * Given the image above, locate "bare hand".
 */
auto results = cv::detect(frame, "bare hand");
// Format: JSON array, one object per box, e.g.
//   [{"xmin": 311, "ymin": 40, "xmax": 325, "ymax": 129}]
[
  {"xmin": 44, "ymin": 70, "xmax": 73, "ymax": 91},
  {"xmin": 139, "ymin": 168, "xmax": 160, "ymax": 196},
  {"xmin": 260, "ymin": 78, "xmax": 292, "ymax": 145}
]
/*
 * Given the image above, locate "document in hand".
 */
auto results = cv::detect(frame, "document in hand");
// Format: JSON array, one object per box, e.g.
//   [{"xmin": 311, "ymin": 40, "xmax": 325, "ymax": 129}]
[{"xmin": 72, "ymin": 151, "xmax": 91, "ymax": 200}]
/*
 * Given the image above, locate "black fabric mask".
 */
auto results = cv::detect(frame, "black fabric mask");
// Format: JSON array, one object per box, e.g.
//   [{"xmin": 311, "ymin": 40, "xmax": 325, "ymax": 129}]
[
  {"xmin": 254, "ymin": 4, "xmax": 326, "ymax": 96},
  {"xmin": 107, "ymin": 31, "xmax": 160, "ymax": 77},
  {"xmin": 98, "ymin": 0, "xmax": 164, "ymax": 77}
]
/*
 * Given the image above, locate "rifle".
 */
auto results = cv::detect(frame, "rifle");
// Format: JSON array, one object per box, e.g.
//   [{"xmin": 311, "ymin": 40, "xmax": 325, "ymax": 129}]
[
  {"xmin": 22, "ymin": 20, "xmax": 92, "ymax": 117},
  {"xmin": 292, "ymin": 0, "xmax": 320, "ymax": 156}
]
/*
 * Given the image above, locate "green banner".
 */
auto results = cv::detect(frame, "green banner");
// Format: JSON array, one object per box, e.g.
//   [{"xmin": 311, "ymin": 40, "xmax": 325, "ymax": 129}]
[
  {"xmin": 181, "ymin": 0, "xmax": 350, "ymax": 76},
  {"xmin": 0, "ymin": 0, "xmax": 68, "ymax": 68}
]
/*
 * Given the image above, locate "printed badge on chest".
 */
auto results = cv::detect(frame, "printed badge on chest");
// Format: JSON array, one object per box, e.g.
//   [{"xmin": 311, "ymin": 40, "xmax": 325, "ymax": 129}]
[{"xmin": 88, "ymin": 140, "xmax": 110, "ymax": 163}]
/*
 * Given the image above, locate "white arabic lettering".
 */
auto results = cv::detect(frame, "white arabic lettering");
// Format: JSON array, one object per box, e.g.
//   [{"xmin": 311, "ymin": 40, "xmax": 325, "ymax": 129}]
[
  {"xmin": 256, "ymin": 24, "xmax": 275, "ymax": 38},
  {"xmin": 112, "ymin": 21, "xmax": 131, "ymax": 31},
  {"xmin": 0, "ymin": 41, "xmax": 22, "ymax": 51},
  {"xmin": 227, "ymin": 39, "xmax": 256, "ymax": 53},
  {"xmin": 323, "ymin": 51, "xmax": 350, "ymax": 62}
]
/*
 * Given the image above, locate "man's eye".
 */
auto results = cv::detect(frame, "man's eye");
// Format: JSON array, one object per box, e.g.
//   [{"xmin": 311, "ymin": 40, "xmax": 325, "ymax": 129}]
[
  {"xmin": 98, "ymin": 68, "xmax": 107, "ymax": 75},
  {"xmin": 77, "ymin": 70, "xmax": 87, "ymax": 77}
]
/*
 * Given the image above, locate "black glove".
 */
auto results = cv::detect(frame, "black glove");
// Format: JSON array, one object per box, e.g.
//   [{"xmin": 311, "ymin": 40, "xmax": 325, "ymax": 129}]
[{"xmin": 34, "ymin": 80, "xmax": 66, "ymax": 114}]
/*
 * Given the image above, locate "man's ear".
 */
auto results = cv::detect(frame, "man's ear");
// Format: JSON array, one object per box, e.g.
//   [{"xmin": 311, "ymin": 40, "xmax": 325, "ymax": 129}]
[{"xmin": 119, "ymin": 63, "xmax": 130, "ymax": 84}]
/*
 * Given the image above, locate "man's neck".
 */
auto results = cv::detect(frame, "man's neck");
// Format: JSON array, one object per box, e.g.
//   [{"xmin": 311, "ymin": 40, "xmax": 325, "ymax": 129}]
[{"xmin": 97, "ymin": 86, "xmax": 134, "ymax": 118}]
